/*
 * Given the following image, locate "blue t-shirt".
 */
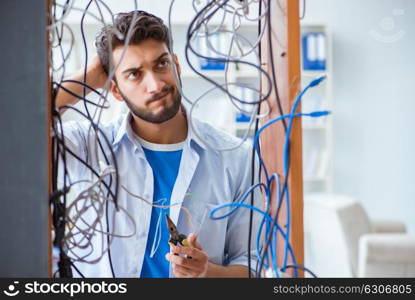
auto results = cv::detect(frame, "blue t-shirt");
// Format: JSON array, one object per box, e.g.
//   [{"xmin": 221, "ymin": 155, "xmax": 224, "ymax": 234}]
[{"xmin": 138, "ymin": 138, "xmax": 184, "ymax": 278}]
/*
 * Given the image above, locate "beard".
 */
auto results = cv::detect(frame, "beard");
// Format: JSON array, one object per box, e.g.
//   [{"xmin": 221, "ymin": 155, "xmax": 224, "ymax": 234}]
[{"xmin": 120, "ymin": 85, "xmax": 182, "ymax": 124}]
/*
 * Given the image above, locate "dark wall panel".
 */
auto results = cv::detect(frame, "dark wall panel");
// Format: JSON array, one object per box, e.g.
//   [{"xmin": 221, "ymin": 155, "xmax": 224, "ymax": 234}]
[{"xmin": 0, "ymin": 0, "xmax": 49, "ymax": 277}]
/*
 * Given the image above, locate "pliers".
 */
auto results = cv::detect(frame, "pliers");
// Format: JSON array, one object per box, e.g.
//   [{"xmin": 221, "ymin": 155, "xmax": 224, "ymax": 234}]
[{"xmin": 165, "ymin": 214, "xmax": 193, "ymax": 258}]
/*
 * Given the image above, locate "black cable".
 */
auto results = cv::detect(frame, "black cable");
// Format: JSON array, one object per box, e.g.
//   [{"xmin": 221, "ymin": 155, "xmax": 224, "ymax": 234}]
[
  {"xmin": 267, "ymin": 0, "xmax": 287, "ymax": 132},
  {"xmin": 53, "ymin": 81, "xmax": 110, "ymax": 109},
  {"xmin": 60, "ymin": 1, "xmax": 121, "ymax": 279},
  {"xmin": 185, "ymin": 0, "xmax": 273, "ymax": 108},
  {"xmin": 184, "ymin": 0, "xmax": 280, "ymax": 278},
  {"xmin": 54, "ymin": 24, "xmax": 66, "ymax": 83},
  {"xmin": 184, "ymin": 0, "xmax": 272, "ymax": 277},
  {"xmin": 50, "ymin": 0, "xmax": 122, "ymax": 279},
  {"xmin": 186, "ymin": 0, "xmax": 310, "ymax": 279},
  {"xmin": 52, "ymin": 116, "xmax": 71, "ymax": 278},
  {"xmin": 50, "ymin": 2, "xmax": 72, "ymax": 277},
  {"xmin": 257, "ymin": 0, "xmax": 296, "ymax": 277},
  {"xmin": 70, "ymin": 261, "xmax": 86, "ymax": 278},
  {"xmin": 55, "ymin": 105, "xmax": 119, "ymax": 201},
  {"xmin": 80, "ymin": 0, "xmax": 94, "ymax": 121},
  {"xmin": 283, "ymin": 264, "xmax": 317, "ymax": 278},
  {"xmin": 51, "ymin": 3, "xmax": 142, "ymax": 278},
  {"xmin": 300, "ymin": 0, "xmax": 306, "ymax": 20},
  {"xmin": 51, "ymin": 101, "xmax": 118, "ymax": 277},
  {"xmin": 247, "ymin": 0, "xmax": 265, "ymax": 279},
  {"xmin": 56, "ymin": 104, "xmax": 120, "ymax": 278},
  {"xmin": 52, "ymin": 112, "xmax": 73, "ymax": 278},
  {"xmin": 50, "ymin": 38, "xmax": 74, "ymax": 276},
  {"xmin": 92, "ymin": 7, "xmax": 142, "ymax": 280},
  {"xmin": 54, "ymin": 80, "xmax": 119, "ymax": 211},
  {"xmin": 257, "ymin": 177, "xmax": 292, "ymax": 278}
]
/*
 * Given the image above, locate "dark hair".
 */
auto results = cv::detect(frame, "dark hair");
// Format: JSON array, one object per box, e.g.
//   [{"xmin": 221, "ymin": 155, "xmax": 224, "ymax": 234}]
[{"xmin": 95, "ymin": 10, "xmax": 171, "ymax": 74}]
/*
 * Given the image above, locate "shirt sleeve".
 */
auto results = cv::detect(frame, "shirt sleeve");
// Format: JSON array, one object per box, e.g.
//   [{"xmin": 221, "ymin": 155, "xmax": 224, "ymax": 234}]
[
  {"xmin": 55, "ymin": 120, "xmax": 97, "ymax": 184},
  {"xmin": 224, "ymin": 142, "xmax": 262, "ymax": 276}
]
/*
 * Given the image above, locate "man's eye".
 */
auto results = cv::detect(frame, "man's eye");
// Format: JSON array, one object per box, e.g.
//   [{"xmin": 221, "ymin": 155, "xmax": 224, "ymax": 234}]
[
  {"xmin": 158, "ymin": 60, "xmax": 170, "ymax": 68},
  {"xmin": 127, "ymin": 72, "xmax": 139, "ymax": 80}
]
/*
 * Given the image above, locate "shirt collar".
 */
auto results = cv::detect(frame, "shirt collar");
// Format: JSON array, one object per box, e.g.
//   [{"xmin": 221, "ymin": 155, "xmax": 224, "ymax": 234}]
[
  {"xmin": 111, "ymin": 108, "xmax": 207, "ymax": 151},
  {"xmin": 111, "ymin": 112, "xmax": 130, "ymax": 147}
]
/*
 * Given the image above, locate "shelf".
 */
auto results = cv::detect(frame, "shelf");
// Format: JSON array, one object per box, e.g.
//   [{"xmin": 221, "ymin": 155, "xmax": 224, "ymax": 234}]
[
  {"xmin": 235, "ymin": 70, "xmax": 259, "ymax": 78},
  {"xmin": 302, "ymin": 123, "xmax": 326, "ymax": 130},
  {"xmin": 234, "ymin": 122, "xmax": 256, "ymax": 138},
  {"xmin": 302, "ymin": 70, "xmax": 328, "ymax": 78},
  {"xmin": 181, "ymin": 69, "xmax": 258, "ymax": 79},
  {"xmin": 235, "ymin": 122, "xmax": 255, "ymax": 130},
  {"xmin": 304, "ymin": 176, "xmax": 327, "ymax": 182},
  {"xmin": 182, "ymin": 70, "xmax": 225, "ymax": 79},
  {"xmin": 170, "ymin": 20, "xmax": 259, "ymax": 27},
  {"xmin": 235, "ymin": 121, "xmax": 326, "ymax": 131},
  {"xmin": 300, "ymin": 22, "xmax": 328, "ymax": 29}
]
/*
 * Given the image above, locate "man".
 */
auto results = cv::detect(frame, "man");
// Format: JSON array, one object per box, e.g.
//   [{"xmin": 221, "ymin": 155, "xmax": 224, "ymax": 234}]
[{"xmin": 56, "ymin": 10, "xmax": 259, "ymax": 278}]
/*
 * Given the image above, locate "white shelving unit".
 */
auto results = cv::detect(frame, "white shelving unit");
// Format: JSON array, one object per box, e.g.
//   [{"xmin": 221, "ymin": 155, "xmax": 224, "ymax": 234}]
[
  {"xmin": 300, "ymin": 23, "xmax": 333, "ymax": 194},
  {"xmin": 175, "ymin": 20, "xmax": 334, "ymax": 195}
]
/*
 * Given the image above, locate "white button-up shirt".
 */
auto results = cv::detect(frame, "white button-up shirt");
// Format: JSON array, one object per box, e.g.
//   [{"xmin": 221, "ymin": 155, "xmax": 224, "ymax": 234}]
[{"xmin": 59, "ymin": 112, "xmax": 260, "ymax": 277}]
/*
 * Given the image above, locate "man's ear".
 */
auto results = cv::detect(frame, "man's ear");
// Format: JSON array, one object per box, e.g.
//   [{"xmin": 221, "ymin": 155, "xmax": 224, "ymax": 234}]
[
  {"xmin": 173, "ymin": 54, "xmax": 181, "ymax": 76},
  {"xmin": 111, "ymin": 80, "xmax": 123, "ymax": 102}
]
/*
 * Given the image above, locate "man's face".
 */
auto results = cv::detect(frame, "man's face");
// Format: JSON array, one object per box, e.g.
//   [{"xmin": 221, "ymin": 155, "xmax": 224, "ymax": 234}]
[{"xmin": 111, "ymin": 39, "xmax": 182, "ymax": 124}]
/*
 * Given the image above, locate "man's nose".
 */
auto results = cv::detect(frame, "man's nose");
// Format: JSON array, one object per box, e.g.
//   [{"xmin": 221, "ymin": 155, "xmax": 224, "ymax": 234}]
[{"xmin": 144, "ymin": 72, "xmax": 164, "ymax": 94}]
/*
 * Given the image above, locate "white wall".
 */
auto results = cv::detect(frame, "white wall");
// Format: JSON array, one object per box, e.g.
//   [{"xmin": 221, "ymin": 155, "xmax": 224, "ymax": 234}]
[{"xmin": 303, "ymin": 0, "xmax": 415, "ymax": 233}]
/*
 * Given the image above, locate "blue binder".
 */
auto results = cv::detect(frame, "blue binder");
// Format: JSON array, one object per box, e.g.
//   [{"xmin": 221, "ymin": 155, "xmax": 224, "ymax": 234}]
[
  {"xmin": 302, "ymin": 32, "xmax": 326, "ymax": 71},
  {"xmin": 198, "ymin": 33, "xmax": 226, "ymax": 70}
]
